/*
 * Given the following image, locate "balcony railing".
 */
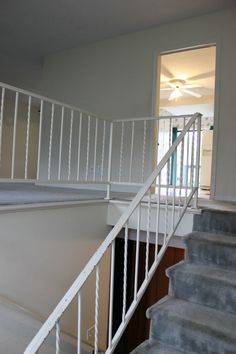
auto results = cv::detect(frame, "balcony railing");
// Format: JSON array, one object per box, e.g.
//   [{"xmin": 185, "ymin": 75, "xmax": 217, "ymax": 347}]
[{"xmin": 0, "ymin": 83, "xmax": 198, "ymax": 197}]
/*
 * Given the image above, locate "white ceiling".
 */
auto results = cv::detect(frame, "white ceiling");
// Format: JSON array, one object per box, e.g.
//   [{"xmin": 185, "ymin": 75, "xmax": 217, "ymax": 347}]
[{"xmin": 0, "ymin": 0, "xmax": 235, "ymax": 60}]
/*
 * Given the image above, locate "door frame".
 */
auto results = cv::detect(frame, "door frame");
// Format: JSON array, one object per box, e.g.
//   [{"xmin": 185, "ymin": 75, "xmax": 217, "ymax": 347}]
[{"xmin": 151, "ymin": 41, "xmax": 221, "ymax": 200}]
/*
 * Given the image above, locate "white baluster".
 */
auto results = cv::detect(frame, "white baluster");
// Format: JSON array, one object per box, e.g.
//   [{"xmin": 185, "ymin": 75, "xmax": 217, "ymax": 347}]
[
  {"xmin": 56, "ymin": 321, "xmax": 60, "ymax": 354},
  {"xmin": 106, "ymin": 122, "xmax": 113, "ymax": 200},
  {"xmin": 168, "ymin": 118, "xmax": 172, "ymax": 149},
  {"xmin": 193, "ymin": 115, "xmax": 202, "ymax": 209},
  {"xmin": 178, "ymin": 128, "xmax": 185, "ymax": 215},
  {"xmin": 77, "ymin": 113, "xmax": 82, "ymax": 180},
  {"xmin": 48, "ymin": 103, "xmax": 54, "ymax": 180},
  {"xmin": 122, "ymin": 223, "xmax": 128, "ymax": 322},
  {"xmin": 145, "ymin": 189, "xmax": 151, "ymax": 278},
  {"xmin": 185, "ymin": 130, "xmax": 190, "ymax": 204},
  {"xmin": 36, "ymin": 100, "xmax": 43, "ymax": 180},
  {"xmin": 190, "ymin": 121, "xmax": 195, "ymax": 189},
  {"xmin": 119, "ymin": 121, "xmax": 124, "ymax": 182},
  {"xmin": 93, "ymin": 118, "xmax": 98, "ymax": 181},
  {"xmin": 58, "ymin": 106, "xmax": 64, "ymax": 180},
  {"xmin": 108, "ymin": 241, "xmax": 115, "ymax": 349},
  {"xmin": 172, "ymin": 148, "xmax": 177, "ymax": 231},
  {"xmin": 94, "ymin": 264, "xmax": 100, "ymax": 354},
  {"xmin": 155, "ymin": 173, "xmax": 161, "ymax": 261},
  {"xmin": 77, "ymin": 291, "xmax": 82, "ymax": 354},
  {"xmin": 134, "ymin": 204, "xmax": 141, "ymax": 300},
  {"xmin": 24, "ymin": 95, "xmax": 31, "ymax": 179},
  {"xmin": 85, "ymin": 115, "xmax": 91, "ymax": 181},
  {"xmin": 141, "ymin": 120, "xmax": 147, "ymax": 182},
  {"xmin": 129, "ymin": 121, "xmax": 134, "ymax": 183},
  {"xmin": 0, "ymin": 87, "xmax": 5, "ymax": 167},
  {"xmin": 101, "ymin": 121, "xmax": 106, "ymax": 181},
  {"xmin": 165, "ymin": 158, "xmax": 170, "ymax": 243},
  {"xmin": 68, "ymin": 110, "xmax": 74, "ymax": 180},
  {"xmin": 11, "ymin": 92, "xmax": 19, "ymax": 179}
]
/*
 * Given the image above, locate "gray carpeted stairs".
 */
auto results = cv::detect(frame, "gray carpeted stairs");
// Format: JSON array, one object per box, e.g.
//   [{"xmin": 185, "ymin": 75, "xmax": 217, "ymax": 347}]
[{"xmin": 131, "ymin": 209, "xmax": 236, "ymax": 354}]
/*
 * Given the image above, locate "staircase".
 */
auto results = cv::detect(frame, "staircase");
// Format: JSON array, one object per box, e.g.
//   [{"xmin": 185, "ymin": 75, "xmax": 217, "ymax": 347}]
[
  {"xmin": 131, "ymin": 209, "xmax": 236, "ymax": 354},
  {"xmin": 1, "ymin": 81, "xmax": 235, "ymax": 353}
]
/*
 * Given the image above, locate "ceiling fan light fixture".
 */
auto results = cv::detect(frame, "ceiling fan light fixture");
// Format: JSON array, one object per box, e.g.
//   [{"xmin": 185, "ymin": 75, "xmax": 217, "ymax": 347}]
[{"xmin": 168, "ymin": 87, "xmax": 182, "ymax": 101}]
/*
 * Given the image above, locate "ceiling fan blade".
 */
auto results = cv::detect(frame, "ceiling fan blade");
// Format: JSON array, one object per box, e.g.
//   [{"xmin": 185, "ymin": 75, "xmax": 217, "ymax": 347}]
[
  {"xmin": 160, "ymin": 80, "xmax": 170, "ymax": 85},
  {"xmin": 188, "ymin": 71, "xmax": 215, "ymax": 81},
  {"xmin": 160, "ymin": 87, "xmax": 173, "ymax": 91},
  {"xmin": 182, "ymin": 84, "xmax": 201, "ymax": 89},
  {"xmin": 181, "ymin": 88, "xmax": 202, "ymax": 98},
  {"xmin": 161, "ymin": 65, "xmax": 175, "ymax": 79}
]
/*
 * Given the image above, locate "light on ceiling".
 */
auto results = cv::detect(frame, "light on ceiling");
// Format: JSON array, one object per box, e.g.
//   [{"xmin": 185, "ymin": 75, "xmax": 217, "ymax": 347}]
[{"xmin": 168, "ymin": 87, "xmax": 182, "ymax": 101}]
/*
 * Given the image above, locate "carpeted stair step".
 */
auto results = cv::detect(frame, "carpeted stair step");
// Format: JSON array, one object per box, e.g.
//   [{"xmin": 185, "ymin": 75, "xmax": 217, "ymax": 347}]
[
  {"xmin": 147, "ymin": 296, "xmax": 236, "ymax": 354},
  {"xmin": 130, "ymin": 339, "xmax": 188, "ymax": 354},
  {"xmin": 193, "ymin": 209, "xmax": 236, "ymax": 235},
  {"xmin": 184, "ymin": 231, "xmax": 236, "ymax": 270},
  {"xmin": 167, "ymin": 261, "xmax": 236, "ymax": 314}
]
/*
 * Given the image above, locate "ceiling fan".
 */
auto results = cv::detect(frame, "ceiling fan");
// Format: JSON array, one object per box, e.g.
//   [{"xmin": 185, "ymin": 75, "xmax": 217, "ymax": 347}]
[{"xmin": 160, "ymin": 65, "xmax": 215, "ymax": 101}]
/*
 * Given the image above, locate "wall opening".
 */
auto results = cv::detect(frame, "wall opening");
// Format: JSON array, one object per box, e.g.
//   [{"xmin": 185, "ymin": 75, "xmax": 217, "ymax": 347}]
[{"xmin": 156, "ymin": 45, "xmax": 216, "ymax": 199}]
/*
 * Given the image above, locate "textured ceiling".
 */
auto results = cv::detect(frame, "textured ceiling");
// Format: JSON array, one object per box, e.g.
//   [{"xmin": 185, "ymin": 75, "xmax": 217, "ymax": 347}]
[{"xmin": 0, "ymin": 0, "xmax": 235, "ymax": 59}]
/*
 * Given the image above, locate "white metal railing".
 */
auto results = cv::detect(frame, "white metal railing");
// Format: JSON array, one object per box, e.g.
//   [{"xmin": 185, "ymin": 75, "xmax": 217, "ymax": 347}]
[
  {"xmin": 24, "ymin": 112, "xmax": 202, "ymax": 354},
  {"xmin": 0, "ymin": 82, "xmax": 199, "ymax": 200},
  {"xmin": 0, "ymin": 81, "xmax": 112, "ymax": 193},
  {"xmin": 110, "ymin": 114, "xmax": 194, "ymax": 187}
]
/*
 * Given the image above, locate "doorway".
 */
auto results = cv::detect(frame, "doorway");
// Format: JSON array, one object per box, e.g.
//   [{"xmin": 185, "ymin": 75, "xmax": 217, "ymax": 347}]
[{"xmin": 156, "ymin": 45, "xmax": 216, "ymax": 199}]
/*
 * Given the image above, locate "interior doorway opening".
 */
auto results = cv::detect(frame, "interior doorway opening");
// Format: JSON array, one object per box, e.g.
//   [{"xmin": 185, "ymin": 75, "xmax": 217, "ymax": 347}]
[{"xmin": 156, "ymin": 45, "xmax": 216, "ymax": 199}]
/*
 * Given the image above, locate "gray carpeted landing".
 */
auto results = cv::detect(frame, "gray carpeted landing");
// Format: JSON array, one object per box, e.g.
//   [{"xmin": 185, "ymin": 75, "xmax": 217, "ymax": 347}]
[{"xmin": 0, "ymin": 183, "xmax": 134, "ymax": 205}]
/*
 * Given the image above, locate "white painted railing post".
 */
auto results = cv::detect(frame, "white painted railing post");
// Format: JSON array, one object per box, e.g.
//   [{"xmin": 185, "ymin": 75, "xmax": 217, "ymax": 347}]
[
  {"xmin": 0, "ymin": 87, "xmax": 5, "ymax": 167},
  {"xmin": 94, "ymin": 264, "xmax": 100, "ymax": 354},
  {"xmin": 77, "ymin": 291, "xmax": 82, "ymax": 354},
  {"xmin": 193, "ymin": 113, "xmax": 202, "ymax": 209},
  {"xmin": 58, "ymin": 106, "xmax": 65, "ymax": 181},
  {"xmin": 106, "ymin": 122, "xmax": 113, "ymax": 200},
  {"xmin": 36, "ymin": 100, "xmax": 43, "ymax": 180},
  {"xmin": 48, "ymin": 103, "xmax": 55, "ymax": 180},
  {"xmin": 108, "ymin": 240, "xmax": 115, "ymax": 349},
  {"xmin": 56, "ymin": 321, "xmax": 61, "ymax": 354},
  {"xmin": 24, "ymin": 95, "xmax": 31, "ymax": 180},
  {"xmin": 101, "ymin": 121, "xmax": 106, "ymax": 181},
  {"xmin": 11, "ymin": 92, "xmax": 19, "ymax": 179}
]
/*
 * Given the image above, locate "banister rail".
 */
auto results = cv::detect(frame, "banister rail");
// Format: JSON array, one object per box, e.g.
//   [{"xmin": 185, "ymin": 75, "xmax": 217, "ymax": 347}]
[
  {"xmin": 0, "ymin": 82, "xmax": 112, "ymax": 195},
  {"xmin": 112, "ymin": 114, "xmax": 193, "ymax": 122},
  {"xmin": 0, "ymin": 81, "xmax": 105, "ymax": 120},
  {"xmin": 24, "ymin": 112, "xmax": 202, "ymax": 354},
  {"xmin": 0, "ymin": 81, "xmax": 198, "ymax": 199}
]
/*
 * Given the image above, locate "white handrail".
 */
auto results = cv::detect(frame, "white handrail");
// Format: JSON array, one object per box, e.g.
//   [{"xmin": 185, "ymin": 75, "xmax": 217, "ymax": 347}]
[
  {"xmin": 24, "ymin": 112, "xmax": 202, "ymax": 354},
  {"xmin": 112, "ymin": 114, "xmax": 193, "ymax": 122},
  {"xmin": 0, "ymin": 81, "xmax": 107, "ymax": 121},
  {"xmin": 0, "ymin": 82, "xmax": 193, "ymax": 123}
]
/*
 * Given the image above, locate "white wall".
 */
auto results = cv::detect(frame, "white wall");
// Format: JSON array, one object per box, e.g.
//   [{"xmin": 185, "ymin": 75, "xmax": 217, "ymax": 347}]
[
  {"xmin": 0, "ymin": 53, "xmax": 43, "ymax": 93},
  {"xmin": 41, "ymin": 8, "xmax": 236, "ymax": 202},
  {"xmin": 107, "ymin": 200, "xmax": 195, "ymax": 238},
  {"xmin": 0, "ymin": 201, "xmax": 110, "ymax": 350}
]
